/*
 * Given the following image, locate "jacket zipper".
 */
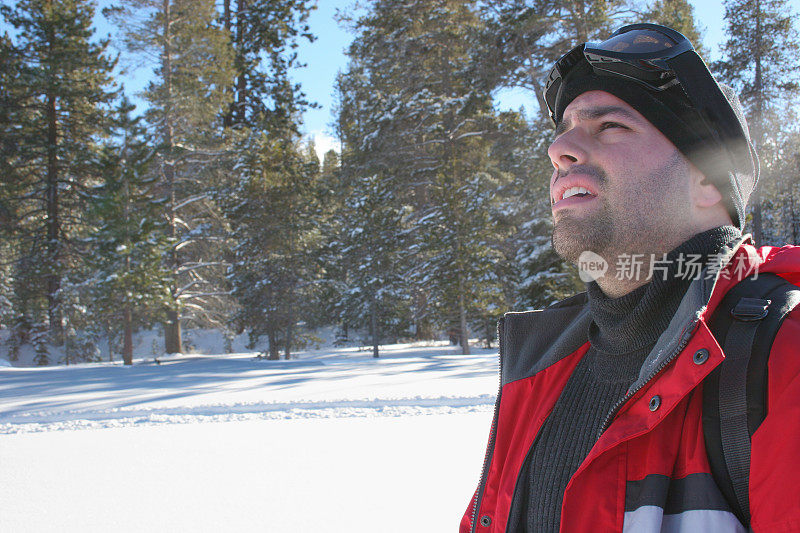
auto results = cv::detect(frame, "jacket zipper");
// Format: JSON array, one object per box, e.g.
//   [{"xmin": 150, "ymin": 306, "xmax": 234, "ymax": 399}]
[
  {"xmin": 470, "ymin": 317, "xmax": 504, "ymax": 532},
  {"xmin": 596, "ymin": 241, "xmax": 747, "ymax": 439},
  {"xmin": 596, "ymin": 320, "xmax": 697, "ymax": 440}
]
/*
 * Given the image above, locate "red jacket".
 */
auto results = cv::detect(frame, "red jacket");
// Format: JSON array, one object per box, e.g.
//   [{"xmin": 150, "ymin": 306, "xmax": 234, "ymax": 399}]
[{"xmin": 461, "ymin": 241, "xmax": 800, "ymax": 532}]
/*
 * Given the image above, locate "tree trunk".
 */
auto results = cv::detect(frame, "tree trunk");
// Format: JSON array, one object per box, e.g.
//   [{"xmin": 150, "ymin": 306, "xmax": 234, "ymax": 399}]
[
  {"xmin": 164, "ymin": 309, "xmax": 182, "ymax": 354},
  {"xmin": 369, "ymin": 295, "xmax": 379, "ymax": 358},
  {"xmin": 414, "ymin": 289, "xmax": 434, "ymax": 340},
  {"xmin": 45, "ymin": 30, "xmax": 62, "ymax": 343},
  {"xmin": 161, "ymin": 0, "xmax": 183, "ymax": 354},
  {"xmin": 458, "ymin": 289, "xmax": 470, "ymax": 355},
  {"xmin": 123, "ymin": 167, "xmax": 132, "ymax": 364},
  {"xmin": 123, "ymin": 306, "xmax": 133, "ymax": 365},
  {"xmin": 223, "ymin": 0, "xmax": 231, "ymax": 31},
  {"xmin": 224, "ymin": 331, "xmax": 234, "ymax": 353},
  {"xmin": 223, "ymin": 0, "xmax": 233, "ymax": 127},
  {"xmin": 107, "ymin": 328, "xmax": 114, "ymax": 362},
  {"xmin": 450, "ymin": 137, "xmax": 469, "ymax": 356},
  {"xmin": 235, "ymin": 0, "xmax": 247, "ymax": 124},
  {"xmin": 284, "ymin": 321, "xmax": 293, "ymax": 360},
  {"xmin": 267, "ymin": 328, "xmax": 279, "ymax": 360}
]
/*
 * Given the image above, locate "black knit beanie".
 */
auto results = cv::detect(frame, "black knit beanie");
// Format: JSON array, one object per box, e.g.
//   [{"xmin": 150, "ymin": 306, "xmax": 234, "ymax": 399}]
[{"xmin": 554, "ymin": 59, "xmax": 759, "ymax": 230}]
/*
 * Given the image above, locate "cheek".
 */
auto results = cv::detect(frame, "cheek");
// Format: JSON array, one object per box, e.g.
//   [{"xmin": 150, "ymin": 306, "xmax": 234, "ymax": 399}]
[
  {"xmin": 609, "ymin": 146, "xmax": 651, "ymax": 173},
  {"xmin": 617, "ymin": 153, "xmax": 691, "ymax": 214}
]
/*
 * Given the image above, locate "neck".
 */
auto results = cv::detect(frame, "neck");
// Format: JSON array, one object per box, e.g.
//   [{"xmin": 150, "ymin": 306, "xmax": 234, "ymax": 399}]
[
  {"xmin": 594, "ymin": 257, "xmax": 655, "ymax": 298},
  {"xmin": 586, "ymin": 225, "xmax": 742, "ymax": 355},
  {"xmin": 588, "ymin": 221, "xmax": 734, "ymax": 298}
]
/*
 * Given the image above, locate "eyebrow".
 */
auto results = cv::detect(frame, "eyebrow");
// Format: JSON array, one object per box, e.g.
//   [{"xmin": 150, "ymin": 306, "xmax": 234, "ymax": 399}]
[{"xmin": 554, "ymin": 105, "xmax": 642, "ymax": 137}]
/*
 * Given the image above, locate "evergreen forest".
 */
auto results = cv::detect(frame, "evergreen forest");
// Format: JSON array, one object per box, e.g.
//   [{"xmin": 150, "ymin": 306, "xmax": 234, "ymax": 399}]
[{"xmin": 1, "ymin": 0, "xmax": 799, "ymax": 364}]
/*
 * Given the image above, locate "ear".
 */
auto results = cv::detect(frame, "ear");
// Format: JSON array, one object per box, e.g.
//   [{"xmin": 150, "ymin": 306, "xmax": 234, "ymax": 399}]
[{"xmin": 689, "ymin": 167, "xmax": 723, "ymax": 209}]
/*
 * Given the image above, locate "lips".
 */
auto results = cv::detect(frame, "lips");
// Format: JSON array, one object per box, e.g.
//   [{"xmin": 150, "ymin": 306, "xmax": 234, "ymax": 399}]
[
  {"xmin": 552, "ymin": 192, "xmax": 597, "ymax": 211},
  {"xmin": 551, "ymin": 176, "xmax": 599, "ymax": 210}
]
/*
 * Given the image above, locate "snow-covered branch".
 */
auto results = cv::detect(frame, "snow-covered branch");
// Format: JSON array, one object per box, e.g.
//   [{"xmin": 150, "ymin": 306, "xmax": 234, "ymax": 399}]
[{"xmin": 173, "ymin": 193, "xmax": 210, "ymax": 212}]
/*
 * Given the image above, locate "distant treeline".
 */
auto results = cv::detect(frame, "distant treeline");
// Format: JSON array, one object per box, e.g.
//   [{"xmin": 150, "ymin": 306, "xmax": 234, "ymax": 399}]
[{"xmin": 1, "ymin": 0, "xmax": 798, "ymax": 364}]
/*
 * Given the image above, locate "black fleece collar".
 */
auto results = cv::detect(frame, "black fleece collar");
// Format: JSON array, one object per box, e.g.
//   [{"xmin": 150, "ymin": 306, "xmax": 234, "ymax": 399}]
[{"xmin": 587, "ymin": 225, "xmax": 742, "ymax": 357}]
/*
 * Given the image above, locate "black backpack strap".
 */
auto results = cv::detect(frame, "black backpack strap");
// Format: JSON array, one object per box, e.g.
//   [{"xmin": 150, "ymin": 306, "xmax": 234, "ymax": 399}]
[
  {"xmin": 719, "ymin": 296, "xmax": 770, "ymax": 525},
  {"xmin": 704, "ymin": 273, "xmax": 800, "ymax": 527}
]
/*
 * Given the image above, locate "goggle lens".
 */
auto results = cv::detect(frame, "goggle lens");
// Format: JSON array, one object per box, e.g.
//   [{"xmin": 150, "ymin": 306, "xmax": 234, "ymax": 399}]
[
  {"xmin": 597, "ymin": 29, "xmax": 679, "ymax": 54},
  {"xmin": 544, "ymin": 25, "xmax": 694, "ymax": 122}
]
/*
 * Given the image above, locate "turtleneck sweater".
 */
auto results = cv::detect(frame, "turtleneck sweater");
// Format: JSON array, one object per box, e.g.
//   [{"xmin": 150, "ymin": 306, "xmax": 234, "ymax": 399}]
[{"xmin": 506, "ymin": 225, "xmax": 741, "ymax": 533}]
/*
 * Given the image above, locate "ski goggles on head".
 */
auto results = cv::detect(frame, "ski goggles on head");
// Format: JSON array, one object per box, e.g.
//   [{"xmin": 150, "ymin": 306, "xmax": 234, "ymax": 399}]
[{"xmin": 543, "ymin": 23, "xmax": 747, "ymax": 150}]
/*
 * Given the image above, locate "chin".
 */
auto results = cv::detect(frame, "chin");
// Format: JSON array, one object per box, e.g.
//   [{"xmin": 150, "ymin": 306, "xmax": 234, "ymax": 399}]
[{"xmin": 551, "ymin": 216, "xmax": 613, "ymax": 264}]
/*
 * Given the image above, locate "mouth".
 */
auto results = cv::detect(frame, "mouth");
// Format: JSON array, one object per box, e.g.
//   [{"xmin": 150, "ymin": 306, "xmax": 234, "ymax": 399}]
[{"xmin": 551, "ymin": 185, "xmax": 598, "ymax": 211}]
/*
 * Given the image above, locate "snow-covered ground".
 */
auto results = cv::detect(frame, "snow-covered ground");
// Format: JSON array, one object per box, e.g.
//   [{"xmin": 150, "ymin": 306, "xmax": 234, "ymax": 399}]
[{"xmin": 0, "ymin": 340, "xmax": 498, "ymax": 532}]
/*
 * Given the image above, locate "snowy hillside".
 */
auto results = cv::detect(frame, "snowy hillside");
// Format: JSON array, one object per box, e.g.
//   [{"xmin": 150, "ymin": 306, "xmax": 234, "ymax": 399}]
[{"xmin": 0, "ymin": 341, "xmax": 498, "ymax": 532}]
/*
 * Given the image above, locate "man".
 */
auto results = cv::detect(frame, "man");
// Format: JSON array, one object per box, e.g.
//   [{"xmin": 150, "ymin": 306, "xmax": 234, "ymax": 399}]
[{"xmin": 460, "ymin": 24, "xmax": 800, "ymax": 532}]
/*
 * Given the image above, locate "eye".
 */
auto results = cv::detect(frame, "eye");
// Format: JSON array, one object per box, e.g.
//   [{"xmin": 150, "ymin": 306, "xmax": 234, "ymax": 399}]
[{"xmin": 598, "ymin": 121, "xmax": 628, "ymax": 132}]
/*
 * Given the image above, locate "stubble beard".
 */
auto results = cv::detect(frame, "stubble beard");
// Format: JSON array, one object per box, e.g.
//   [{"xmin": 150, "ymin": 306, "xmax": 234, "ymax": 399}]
[
  {"xmin": 551, "ymin": 163, "xmax": 613, "ymax": 264},
  {"xmin": 550, "ymin": 151, "xmax": 690, "ymax": 267},
  {"xmin": 551, "ymin": 203, "xmax": 614, "ymax": 264}
]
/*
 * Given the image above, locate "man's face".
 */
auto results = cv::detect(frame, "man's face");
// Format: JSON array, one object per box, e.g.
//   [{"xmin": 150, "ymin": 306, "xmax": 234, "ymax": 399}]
[{"xmin": 548, "ymin": 90, "xmax": 694, "ymax": 264}]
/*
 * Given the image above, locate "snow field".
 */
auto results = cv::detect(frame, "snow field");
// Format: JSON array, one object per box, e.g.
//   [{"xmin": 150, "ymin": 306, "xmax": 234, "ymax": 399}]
[
  {"xmin": 0, "ymin": 340, "xmax": 499, "ymax": 532},
  {"xmin": 0, "ymin": 413, "xmax": 492, "ymax": 532}
]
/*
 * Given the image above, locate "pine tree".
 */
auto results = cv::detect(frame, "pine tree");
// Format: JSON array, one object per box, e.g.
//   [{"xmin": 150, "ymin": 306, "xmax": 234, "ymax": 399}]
[
  {"xmin": 334, "ymin": 168, "xmax": 410, "ymax": 358},
  {"xmin": 218, "ymin": 134, "xmax": 323, "ymax": 359},
  {"xmin": 0, "ymin": 33, "xmax": 26, "ymax": 213},
  {"xmin": 88, "ymin": 98, "xmax": 172, "ymax": 365},
  {"xmin": 108, "ymin": 0, "xmax": 235, "ymax": 353},
  {"xmin": 315, "ymin": 148, "xmax": 358, "ymax": 344},
  {"xmin": 0, "ymin": 34, "xmax": 21, "ymax": 333},
  {"xmin": 339, "ymin": 0, "xmax": 516, "ymax": 354},
  {"xmin": 221, "ymin": 0, "xmax": 314, "ymax": 129},
  {"xmin": 213, "ymin": 0, "xmax": 319, "ymax": 358},
  {"xmin": 1, "ymin": 0, "xmax": 116, "ymax": 359},
  {"xmin": 715, "ymin": 0, "xmax": 800, "ymax": 245},
  {"xmin": 331, "ymin": 61, "xmax": 411, "ymax": 354}
]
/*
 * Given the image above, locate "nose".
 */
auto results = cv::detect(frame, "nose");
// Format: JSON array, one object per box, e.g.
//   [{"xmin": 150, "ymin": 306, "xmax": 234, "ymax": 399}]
[{"xmin": 547, "ymin": 128, "xmax": 589, "ymax": 176}]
